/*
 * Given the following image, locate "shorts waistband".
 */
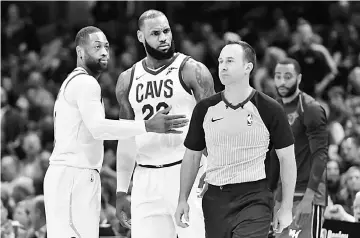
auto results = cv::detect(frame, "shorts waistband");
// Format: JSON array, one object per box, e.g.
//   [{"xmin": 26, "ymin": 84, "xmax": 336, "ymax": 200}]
[
  {"xmin": 49, "ymin": 164, "xmax": 100, "ymax": 173},
  {"xmin": 137, "ymin": 159, "xmax": 182, "ymax": 169},
  {"xmin": 208, "ymin": 178, "xmax": 268, "ymax": 191}
]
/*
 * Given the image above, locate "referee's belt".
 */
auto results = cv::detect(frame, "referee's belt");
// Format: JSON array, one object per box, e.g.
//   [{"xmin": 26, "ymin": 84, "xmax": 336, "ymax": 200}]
[{"xmin": 137, "ymin": 159, "xmax": 182, "ymax": 169}]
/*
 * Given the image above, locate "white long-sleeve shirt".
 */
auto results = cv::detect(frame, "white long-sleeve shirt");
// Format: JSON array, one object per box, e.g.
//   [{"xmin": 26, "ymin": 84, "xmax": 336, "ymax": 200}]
[{"xmin": 49, "ymin": 67, "xmax": 146, "ymax": 170}]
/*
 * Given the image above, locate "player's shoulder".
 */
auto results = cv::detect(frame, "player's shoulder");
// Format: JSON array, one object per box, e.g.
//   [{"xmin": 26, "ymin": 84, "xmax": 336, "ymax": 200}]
[
  {"xmin": 300, "ymin": 92, "xmax": 325, "ymax": 114},
  {"xmin": 252, "ymin": 90, "xmax": 283, "ymax": 112},
  {"xmin": 117, "ymin": 66, "xmax": 137, "ymax": 90},
  {"xmin": 119, "ymin": 65, "xmax": 136, "ymax": 80},
  {"xmin": 70, "ymin": 71, "xmax": 98, "ymax": 88},
  {"xmin": 181, "ymin": 53, "xmax": 210, "ymax": 76},
  {"xmin": 181, "ymin": 55, "xmax": 212, "ymax": 84}
]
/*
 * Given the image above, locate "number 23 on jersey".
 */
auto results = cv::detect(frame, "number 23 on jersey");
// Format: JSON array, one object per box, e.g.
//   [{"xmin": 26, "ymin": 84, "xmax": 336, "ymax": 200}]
[{"xmin": 142, "ymin": 102, "xmax": 169, "ymax": 120}]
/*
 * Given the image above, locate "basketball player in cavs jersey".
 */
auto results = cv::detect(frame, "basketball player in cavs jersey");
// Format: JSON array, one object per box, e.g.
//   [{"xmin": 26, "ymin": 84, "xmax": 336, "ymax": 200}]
[{"xmin": 115, "ymin": 10, "xmax": 215, "ymax": 238}]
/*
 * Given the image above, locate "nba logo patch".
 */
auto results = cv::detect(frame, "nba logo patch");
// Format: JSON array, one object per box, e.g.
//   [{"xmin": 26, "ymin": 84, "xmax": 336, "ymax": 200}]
[
  {"xmin": 247, "ymin": 114, "xmax": 253, "ymax": 126},
  {"xmin": 287, "ymin": 111, "xmax": 299, "ymax": 125},
  {"xmin": 90, "ymin": 174, "xmax": 94, "ymax": 182}
]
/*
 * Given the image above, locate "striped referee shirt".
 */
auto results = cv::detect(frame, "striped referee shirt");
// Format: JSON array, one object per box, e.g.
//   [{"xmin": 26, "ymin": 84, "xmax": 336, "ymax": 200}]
[{"xmin": 184, "ymin": 89, "xmax": 294, "ymax": 186}]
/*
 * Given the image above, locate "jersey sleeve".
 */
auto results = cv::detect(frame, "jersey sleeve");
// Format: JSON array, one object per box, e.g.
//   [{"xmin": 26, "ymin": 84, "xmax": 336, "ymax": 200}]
[
  {"xmin": 76, "ymin": 75, "xmax": 147, "ymax": 140},
  {"xmin": 269, "ymin": 102, "xmax": 295, "ymax": 149},
  {"xmin": 184, "ymin": 100, "xmax": 208, "ymax": 151},
  {"xmin": 256, "ymin": 94, "xmax": 294, "ymax": 149}
]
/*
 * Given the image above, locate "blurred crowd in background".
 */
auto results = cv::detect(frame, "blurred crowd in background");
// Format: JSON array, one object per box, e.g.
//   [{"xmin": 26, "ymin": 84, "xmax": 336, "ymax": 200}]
[{"xmin": 1, "ymin": 1, "xmax": 360, "ymax": 237}]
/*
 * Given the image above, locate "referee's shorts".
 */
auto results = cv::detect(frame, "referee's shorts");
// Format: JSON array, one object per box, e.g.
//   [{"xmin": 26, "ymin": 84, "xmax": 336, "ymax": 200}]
[{"xmin": 202, "ymin": 179, "xmax": 273, "ymax": 238}]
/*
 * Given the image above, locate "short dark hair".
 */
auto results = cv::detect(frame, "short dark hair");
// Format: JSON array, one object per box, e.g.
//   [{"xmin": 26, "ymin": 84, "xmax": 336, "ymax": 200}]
[
  {"xmin": 227, "ymin": 41, "xmax": 257, "ymax": 74},
  {"xmin": 138, "ymin": 10, "xmax": 165, "ymax": 30},
  {"xmin": 75, "ymin": 26, "xmax": 102, "ymax": 47},
  {"xmin": 277, "ymin": 58, "xmax": 302, "ymax": 74}
]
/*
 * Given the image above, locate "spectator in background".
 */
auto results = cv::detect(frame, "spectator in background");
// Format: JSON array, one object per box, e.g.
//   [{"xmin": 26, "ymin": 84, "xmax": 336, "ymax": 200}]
[
  {"xmin": 338, "ymin": 136, "xmax": 360, "ymax": 171},
  {"xmin": 347, "ymin": 96, "xmax": 360, "ymax": 137},
  {"xmin": 11, "ymin": 176, "xmax": 35, "ymax": 207},
  {"xmin": 39, "ymin": 24, "xmax": 75, "ymax": 87},
  {"xmin": 289, "ymin": 20, "xmax": 337, "ymax": 98},
  {"xmin": 37, "ymin": 116, "xmax": 54, "ymax": 153},
  {"xmin": 2, "ymin": 4, "xmax": 40, "ymax": 57},
  {"xmin": 355, "ymin": 191, "xmax": 360, "ymax": 222},
  {"xmin": 1, "ymin": 155, "xmax": 20, "ymax": 183},
  {"xmin": 327, "ymin": 160, "xmax": 342, "ymax": 203},
  {"xmin": 1, "ymin": 87, "xmax": 27, "ymax": 156},
  {"xmin": 12, "ymin": 199, "xmax": 31, "ymax": 231},
  {"xmin": 328, "ymin": 120, "xmax": 346, "ymax": 146},
  {"xmin": 223, "ymin": 31, "xmax": 241, "ymax": 44},
  {"xmin": 181, "ymin": 22, "xmax": 207, "ymax": 62},
  {"xmin": 19, "ymin": 133, "xmax": 45, "ymax": 193},
  {"xmin": 324, "ymin": 191, "xmax": 360, "ymax": 223},
  {"xmin": 26, "ymin": 195, "xmax": 46, "ymax": 238},
  {"xmin": 327, "ymin": 86, "xmax": 352, "ymax": 123},
  {"xmin": 199, "ymin": 23, "xmax": 225, "ymax": 92},
  {"xmin": 1, "ymin": 196, "xmax": 17, "ymax": 238},
  {"xmin": 26, "ymin": 71, "xmax": 54, "ymax": 121},
  {"xmin": 270, "ymin": 17, "xmax": 291, "ymax": 51},
  {"xmin": 38, "ymin": 151, "xmax": 51, "ymax": 175},
  {"xmin": 336, "ymin": 166, "xmax": 360, "ymax": 214},
  {"xmin": 253, "ymin": 46, "xmax": 287, "ymax": 99},
  {"xmin": 348, "ymin": 58, "xmax": 360, "ymax": 94},
  {"xmin": 99, "ymin": 72, "xmax": 119, "ymax": 120}
]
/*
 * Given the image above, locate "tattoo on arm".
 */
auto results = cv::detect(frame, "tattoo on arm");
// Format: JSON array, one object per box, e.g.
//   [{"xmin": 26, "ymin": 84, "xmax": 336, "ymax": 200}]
[
  {"xmin": 192, "ymin": 60, "xmax": 215, "ymax": 102},
  {"xmin": 115, "ymin": 70, "xmax": 135, "ymax": 120}
]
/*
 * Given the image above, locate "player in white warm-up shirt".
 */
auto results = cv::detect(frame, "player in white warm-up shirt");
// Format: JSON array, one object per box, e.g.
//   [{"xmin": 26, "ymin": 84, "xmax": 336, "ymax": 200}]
[
  {"xmin": 115, "ymin": 10, "xmax": 215, "ymax": 238},
  {"xmin": 43, "ymin": 26, "xmax": 189, "ymax": 238}
]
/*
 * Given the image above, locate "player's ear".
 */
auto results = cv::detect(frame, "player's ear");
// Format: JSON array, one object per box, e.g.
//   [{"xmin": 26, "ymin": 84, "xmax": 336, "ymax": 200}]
[
  {"xmin": 137, "ymin": 30, "xmax": 144, "ymax": 44},
  {"xmin": 76, "ymin": 46, "xmax": 84, "ymax": 59},
  {"xmin": 297, "ymin": 73, "xmax": 302, "ymax": 85},
  {"xmin": 245, "ymin": 62, "xmax": 253, "ymax": 75}
]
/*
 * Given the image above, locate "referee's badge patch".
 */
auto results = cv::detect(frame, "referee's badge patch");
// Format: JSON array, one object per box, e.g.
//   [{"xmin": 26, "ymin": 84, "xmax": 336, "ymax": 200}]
[{"xmin": 247, "ymin": 114, "xmax": 253, "ymax": 126}]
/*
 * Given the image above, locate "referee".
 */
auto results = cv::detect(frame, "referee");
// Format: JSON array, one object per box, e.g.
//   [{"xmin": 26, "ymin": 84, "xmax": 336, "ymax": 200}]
[{"xmin": 174, "ymin": 41, "xmax": 297, "ymax": 238}]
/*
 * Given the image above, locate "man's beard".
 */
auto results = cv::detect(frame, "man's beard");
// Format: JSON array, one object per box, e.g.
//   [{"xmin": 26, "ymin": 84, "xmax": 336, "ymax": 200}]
[
  {"xmin": 144, "ymin": 39, "xmax": 175, "ymax": 60},
  {"xmin": 85, "ymin": 54, "xmax": 108, "ymax": 74},
  {"xmin": 276, "ymin": 82, "xmax": 298, "ymax": 98}
]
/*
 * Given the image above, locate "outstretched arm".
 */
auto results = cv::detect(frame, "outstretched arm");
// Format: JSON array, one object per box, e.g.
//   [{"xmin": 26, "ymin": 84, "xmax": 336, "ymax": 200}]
[{"xmin": 76, "ymin": 75, "xmax": 146, "ymax": 140}]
